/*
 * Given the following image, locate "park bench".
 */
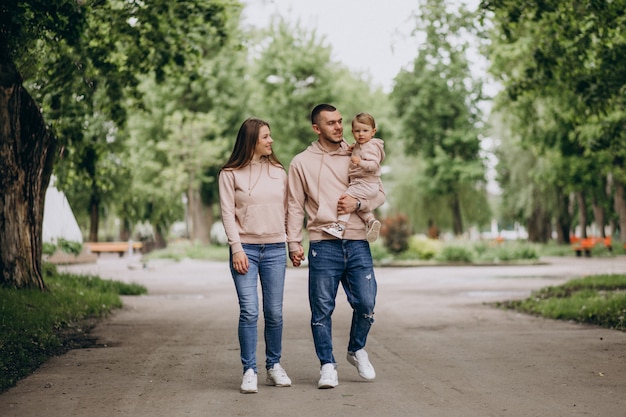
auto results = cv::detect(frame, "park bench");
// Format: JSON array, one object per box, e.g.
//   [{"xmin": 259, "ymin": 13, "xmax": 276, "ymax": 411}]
[
  {"xmin": 571, "ymin": 236, "xmax": 612, "ymax": 257},
  {"xmin": 85, "ymin": 241, "xmax": 143, "ymax": 257}
]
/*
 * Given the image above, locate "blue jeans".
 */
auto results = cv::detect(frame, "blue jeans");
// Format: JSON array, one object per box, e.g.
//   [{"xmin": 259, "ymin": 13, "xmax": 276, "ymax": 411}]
[
  {"xmin": 230, "ymin": 243, "xmax": 287, "ymax": 373},
  {"xmin": 308, "ymin": 239, "xmax": 377, "ymax": 365}
]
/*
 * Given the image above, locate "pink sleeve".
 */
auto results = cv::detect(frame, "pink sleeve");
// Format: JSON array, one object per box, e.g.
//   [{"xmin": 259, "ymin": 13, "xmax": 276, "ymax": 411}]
[{"xmin": 218, "ymin": 170, "xmax": 243, "ymax": 254}]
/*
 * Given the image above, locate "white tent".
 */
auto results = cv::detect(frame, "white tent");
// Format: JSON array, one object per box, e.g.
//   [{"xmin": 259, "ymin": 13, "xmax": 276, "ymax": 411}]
[{"xmin": 42, "ymin": 179, "xmax": 83, "ymax": 244}]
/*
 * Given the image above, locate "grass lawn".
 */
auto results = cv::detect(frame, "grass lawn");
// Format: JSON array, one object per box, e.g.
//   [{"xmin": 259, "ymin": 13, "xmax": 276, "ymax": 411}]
[{"xmin": 0, "ymin": 263, "xmax": 146, "ymax": 392}]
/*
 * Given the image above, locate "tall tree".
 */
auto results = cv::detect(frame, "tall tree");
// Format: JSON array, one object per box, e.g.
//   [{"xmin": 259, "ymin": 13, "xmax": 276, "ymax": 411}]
[
  {"xmin": 391, "ymin": 0, "xmax": 489, "ymax": 235},
  {"xmin": 481, "ymin": 0, "xmax": 626, "ymax": 240},
  {"xmin": 125, "ymin": 12, "xmax": 249, "ymax": 245},
  {"xmin": 0, "ymin": 0, "xmax": 234, "ymax": 289},
  {"xmin": 249, "ymin": 17, "xmax": 338, "ymax": 165}
]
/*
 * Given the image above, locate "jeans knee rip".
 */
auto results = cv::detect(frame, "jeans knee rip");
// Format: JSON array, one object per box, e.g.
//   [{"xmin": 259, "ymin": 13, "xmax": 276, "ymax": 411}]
[{"xmin": 365, "ymin": 273, "xmax": 372, "ymax": 280}]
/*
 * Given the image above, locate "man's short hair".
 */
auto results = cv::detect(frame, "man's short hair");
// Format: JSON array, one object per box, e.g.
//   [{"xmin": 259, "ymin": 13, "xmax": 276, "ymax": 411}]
[{"xmin": 311, "ymin": 104, "xmax": 337, "ymax": 125}]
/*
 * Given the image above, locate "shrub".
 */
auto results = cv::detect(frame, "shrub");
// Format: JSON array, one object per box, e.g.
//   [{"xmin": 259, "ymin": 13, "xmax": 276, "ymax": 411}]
[
  {"xmin": 369, "ymin": 240, "xmax": 393, "ymax": 263},
  {"xmin": 397, "ymin": 235, "xmax": 443, "ymax": 260},
  {"xmin": 381, "ymin": 214, "xmax": 411, "ymax": 254},
  {"xmin": 437, "ymin": 244, "xmax": 475, "ymax": 263},
  {"xmin": 42, "ymin": 242, "xmax": 57, "ymax": 256},
  {"xmin": 57, "ymin": 239, "xmax": 83, "ymax": 255}
]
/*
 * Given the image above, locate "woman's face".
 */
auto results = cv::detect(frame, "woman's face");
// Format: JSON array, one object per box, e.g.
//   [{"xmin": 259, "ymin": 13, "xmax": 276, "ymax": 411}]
[{"xmin": 253, "ymin": 125, "xmax": 273, "ymax": 159}]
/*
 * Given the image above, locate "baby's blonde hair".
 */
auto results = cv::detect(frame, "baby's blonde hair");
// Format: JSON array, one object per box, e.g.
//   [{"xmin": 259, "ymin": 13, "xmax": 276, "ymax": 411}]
[{"xmin": 352, "ymin": 112, "xmax": 376, "ymax": 129}]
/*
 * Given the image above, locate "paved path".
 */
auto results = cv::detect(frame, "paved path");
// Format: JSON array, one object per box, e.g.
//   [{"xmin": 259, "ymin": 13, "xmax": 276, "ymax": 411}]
[{"xmin": 1, "ymin": 255, "xmax": 625, "ymax": 417}]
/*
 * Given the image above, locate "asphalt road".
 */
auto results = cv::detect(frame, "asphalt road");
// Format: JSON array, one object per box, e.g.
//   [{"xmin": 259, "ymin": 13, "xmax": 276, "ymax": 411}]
[{"xmin": 1, "ymin": 255, "xmax": 625, "ymax": 417}]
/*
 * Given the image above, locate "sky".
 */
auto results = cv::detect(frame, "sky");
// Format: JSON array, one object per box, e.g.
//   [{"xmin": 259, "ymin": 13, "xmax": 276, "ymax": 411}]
[{"xmin": 240, "ymin": 0, "xmax": 424, "ymax": 93}]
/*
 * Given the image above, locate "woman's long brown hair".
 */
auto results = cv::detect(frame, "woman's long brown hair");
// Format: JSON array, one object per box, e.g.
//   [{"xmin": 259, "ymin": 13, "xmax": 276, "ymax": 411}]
[{"xmin": 221, "ymin": 117, "xmax": 283, "ymax": 170}]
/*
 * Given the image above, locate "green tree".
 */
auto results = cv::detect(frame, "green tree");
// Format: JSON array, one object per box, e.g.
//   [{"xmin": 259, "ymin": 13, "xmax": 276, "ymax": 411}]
[
  {"xmin": 0, "ymin": 0, "xmax": 234, "ymax": 289},
  {"xmin": 391, "ymin": 0, "xmax": 489, "ymax": 236},
  {"xmin": 125, "ymin": 15, "xmax": 249, "ymax": 245},
  {"xmin": 481, "ymin": 0, "xmax": 626, "ymax": 240},
  {"xmin": 249, "ymin": 17, "xmax": 338, "ymax": 164}
]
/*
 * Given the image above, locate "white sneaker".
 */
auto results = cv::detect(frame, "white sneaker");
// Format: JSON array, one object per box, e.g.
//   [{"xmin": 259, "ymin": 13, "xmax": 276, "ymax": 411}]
[
  {"xmin": 347, "ymin": 349, "xmax": 376, "ymax": 380},
  {"xmin": 366, "ymin": 219, "xmax": 381, "ymax": 243},
  {"xmin": 322, "ymin": 223, "xmax": 345, "ymax": 239},
  {"xmin": 240, "ymin": 369, "xmax": 258, "ymax": 393},
  {"xmin": 318, "ymin": 363, "xmax": 338, "ymax": 389},
  {"xmin": 266, "ymin": 363, "xmax": 292, "ymax": 387}
]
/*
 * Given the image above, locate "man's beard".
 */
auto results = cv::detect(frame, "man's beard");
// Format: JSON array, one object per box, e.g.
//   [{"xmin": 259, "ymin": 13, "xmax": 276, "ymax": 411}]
[{"xmin": 323, "ymin": 132, "xmax": 343, "ymax": 144}]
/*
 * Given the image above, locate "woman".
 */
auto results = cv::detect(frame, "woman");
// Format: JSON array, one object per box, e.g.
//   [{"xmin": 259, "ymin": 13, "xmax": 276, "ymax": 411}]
[{"xmin": 218, "ymin": 117, "xmax": 291, "ymax": 394}]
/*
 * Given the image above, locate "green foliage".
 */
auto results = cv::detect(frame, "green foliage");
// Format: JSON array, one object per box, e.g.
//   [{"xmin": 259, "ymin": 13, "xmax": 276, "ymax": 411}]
[
  {"xmin": 499, "ymin": 274, "xmax": 626, "ymax": 331},
  {"xmin": 6, "ymin": 0, "xmax": 242, "ymax": 245},
  {"xmin": 437, "ymin": 244, "xmax": 475, "ymax": 263},
  {"xmin": 248, "ymin": 17, "xmax": 338, "ymax": 165},
  {"xmin": 42, "ymin": 242, "xmax": 57, "ymax": 256},
  {"xmin": 56, "ymin": 239, "xmax": 83, "ymax": 255},
  {"xmin": 397, "ymin": 236, "xmax": 444, "ymax": 261},
  {"xmin": 142, "ymin": 240, "xmax": 230, "ymax": 262},
  {"xmin": 482, "ymin": 0, "xmax": 626, "ymax": 242},
  {"xmin": 42, "ymin": 239, "xmax": 83, "ymax": 256},
  {"xmin": 0, "ymin": 264, "xmax": 146, "ymax": 391},
  {"xmin": 390, "ymin": 0, "xmax": 488, "ymax": 235},
  {"xmin": 368, "ymin": 241, "xmax": 393, "ymax": 264}
]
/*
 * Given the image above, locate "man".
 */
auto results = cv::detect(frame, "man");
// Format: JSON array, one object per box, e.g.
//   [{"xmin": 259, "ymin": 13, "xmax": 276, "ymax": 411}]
[{"xmin": 287, "ymin": 103, "xmax": 385, "ymax": 389}]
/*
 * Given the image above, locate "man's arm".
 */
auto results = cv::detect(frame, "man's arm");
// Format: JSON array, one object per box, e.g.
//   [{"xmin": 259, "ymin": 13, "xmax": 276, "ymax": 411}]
[{"xmin": 286, "ymin": 162, "xmax": 306, "ymax": 266}]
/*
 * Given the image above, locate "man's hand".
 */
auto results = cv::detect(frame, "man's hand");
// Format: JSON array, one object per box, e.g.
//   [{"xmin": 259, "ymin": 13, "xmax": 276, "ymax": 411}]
[
  {"xmin": 338, "ymin": 194, "xmax": 358, "ymax": 215},
  {"xmin": 289, "ymin": 246, "xmax": 305, "ymax": 267}
]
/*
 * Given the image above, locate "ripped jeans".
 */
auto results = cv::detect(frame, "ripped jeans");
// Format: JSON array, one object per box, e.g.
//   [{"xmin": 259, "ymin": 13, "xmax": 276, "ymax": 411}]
[{"xmin": 308, "ymin": 239, "xmax": 377, "ymax": 365}]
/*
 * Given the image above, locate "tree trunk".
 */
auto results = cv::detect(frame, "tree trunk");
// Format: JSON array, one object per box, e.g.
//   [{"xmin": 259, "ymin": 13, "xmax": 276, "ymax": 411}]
[
  {"xmin": 449, "ymin": 194, "xmax": 463, "ymax": 236},
  {"xmin": 554, "ymin": 191, "xmax": 571, "ymax": 244},
  {"xmin": 188, "ymin": 188, "xmax": 211, "ymax": 244},
  {"xmin": 154, "ymin": 228, "xmax": 167, "ymax": 249},
  {"xmin": 591, "ymin": 195, "xmax": 606, "ymax": 238},
  {"xmin": 88, "ymin": 191, "xmax": 99, "ymax": 242},
  {"xmin": 0, "ymin": 57, "xmax": 56, "ymax": 289},
  {"xmin": 119, "ymin": 218, "xmax": 131, "ymax": 241},
  {"xmin": 527, "ymin": 204, "xmax": 550, "ymax": 243},
  {"xmin": 576, "ymin": 191, "xmax": 588, "ymax": 239},
  {"xmin": 614, "ymin": 181, "xmax": 626, "ymax": 242}
]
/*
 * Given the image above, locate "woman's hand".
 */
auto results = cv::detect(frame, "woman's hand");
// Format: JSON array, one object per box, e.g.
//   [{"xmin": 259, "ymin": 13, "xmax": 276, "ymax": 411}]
[
  {"xmin": 232, "ymin": 251, "xmax": 249, "ymax": 274},
  {"xmin": 289, "ymin": 245, "xmax": 305, "ymax": 267}
]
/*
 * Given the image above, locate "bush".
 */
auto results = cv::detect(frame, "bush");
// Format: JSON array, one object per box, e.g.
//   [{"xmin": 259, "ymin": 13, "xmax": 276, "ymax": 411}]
[
  {"xmin": 57, "ymin": 239, "xmax": 83, "ymax": 255},
  {"xmin": 381, "ymin": 214, "xmax": 411, "ymax": 254},
  {"xmin": 474, "ymin": 241, "xmax": 539, "ymax": 262},
  {"xmin": 437, "ymin": 244, "xmax": 475, "ymax": 263},
  {"xmin": 42, "ymin": 239, "xmax": 83, "ymax": 256},
  {"xmin": 42, "ymin": 242, "xmax": 57, "ymax": 255},
  {"xmin": 397, "ymin": 235, "xmax": 443, "ymax": 260},
  {"xmin": 369, "ymin": 240, "xmax": 393, "ymax": 263}
]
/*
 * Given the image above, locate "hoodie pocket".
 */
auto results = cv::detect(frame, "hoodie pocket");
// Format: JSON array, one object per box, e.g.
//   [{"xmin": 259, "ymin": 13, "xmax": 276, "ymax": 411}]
[{"xmin": 242, "ymin": 204, "xmax": 285, "ymax": 236}]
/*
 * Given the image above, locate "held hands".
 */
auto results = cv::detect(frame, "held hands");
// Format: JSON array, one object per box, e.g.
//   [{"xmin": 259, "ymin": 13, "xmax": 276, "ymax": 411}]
[
  {"xmin": 232, "ymin": 251, "xmax": 249, "ymax": 274},
  {"xmin": 337, "ymin": 194, "xmax": 358, "ymax": 215},
  {"xmin": 289, "ymin": 245, "xmax": 305, "ymax": 267}
]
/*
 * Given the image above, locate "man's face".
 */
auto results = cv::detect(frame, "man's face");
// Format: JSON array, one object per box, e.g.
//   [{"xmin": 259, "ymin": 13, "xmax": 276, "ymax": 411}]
[{"xmin": 313, "ymin": 110, "xmax": 343, "ymax": 144}]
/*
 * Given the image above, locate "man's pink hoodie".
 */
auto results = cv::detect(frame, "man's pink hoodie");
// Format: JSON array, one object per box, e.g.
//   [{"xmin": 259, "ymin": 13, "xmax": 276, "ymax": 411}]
[{"xmin": 287, "ymin": 140, "xmax": 385, "ymax": 253}]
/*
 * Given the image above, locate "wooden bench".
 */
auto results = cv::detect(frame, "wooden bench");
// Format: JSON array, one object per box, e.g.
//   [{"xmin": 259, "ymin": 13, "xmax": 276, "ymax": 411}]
[
  {"xmin": 572, "ymin": 236, "xmax": 612, "ymax": 257},
  {"xmin": 86, "ymin": 241, "xmax": 143, "ymax": 257}
]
